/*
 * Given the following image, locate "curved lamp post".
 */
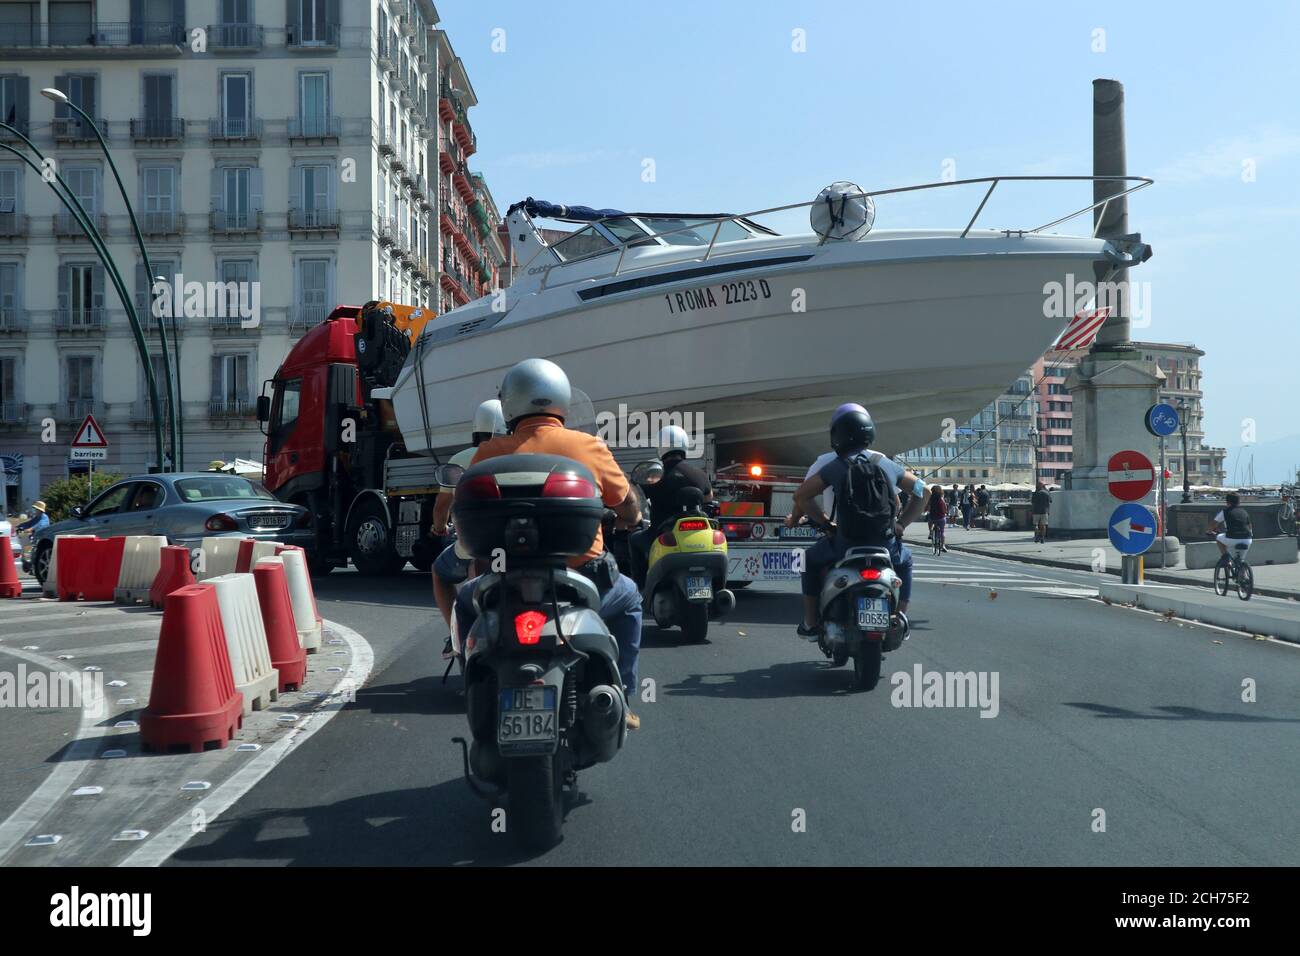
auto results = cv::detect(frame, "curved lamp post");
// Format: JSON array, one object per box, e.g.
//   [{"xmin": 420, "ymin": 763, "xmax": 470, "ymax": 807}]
[
  {"xmin": 41, "ymin": 88, "xmax": 181, "ymax": 471},
  {"xmin": 0, "ymin": 135, "xmax": 165, "ymax": 471}
]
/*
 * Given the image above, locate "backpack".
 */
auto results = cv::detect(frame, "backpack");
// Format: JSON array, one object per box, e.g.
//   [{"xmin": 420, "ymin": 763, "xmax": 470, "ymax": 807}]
[{"xmin": 832, "ymin": 452, "xmax": 896, "ymax": 545}]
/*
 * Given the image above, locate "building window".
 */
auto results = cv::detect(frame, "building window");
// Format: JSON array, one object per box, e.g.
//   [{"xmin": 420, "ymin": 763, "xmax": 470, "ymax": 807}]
[
  {"xmin": 217, "ymin": 258, "xmax": 255, "ymax": 324},
  {"xmin": 141, "ymin": 73, "xmax": 176, "ymax": 135},
  {"xmin": 299, "ymin": 71, "xmax": 329, "ymax": 136},
  {"xmin": 65, "ymin": 354, "xmax": 95, "ymax": 416},
  {"xmin": 142, "ymin": 166, "xmax": 176, "ymax": 232},
  {"xmin": 296, "ymin": 258, "xmax": 330, "ymax": 327},
  {"xmin": 220, "ymin": 166, "xmax": 253, "ymax": 228},
  {"xmin": 135, "ymin": 256, "xmax": 176, "ymax": 314},
  {"xmin": 64, "ymin": 165, "xmax": 99, "ymax": 215},
  {"xmin": 220, "ymin": 73, "xmax": 252, "ymax": 137},
  {"xmin": 210, "ymin": 353, "xmax": 251, "ymax": 415}
]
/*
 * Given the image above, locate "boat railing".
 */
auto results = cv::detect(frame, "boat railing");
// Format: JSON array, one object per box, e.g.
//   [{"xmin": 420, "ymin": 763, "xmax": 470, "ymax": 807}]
[{"xmin": 521, "ymin": 174, "xmax": 1153, "ymax": 292}]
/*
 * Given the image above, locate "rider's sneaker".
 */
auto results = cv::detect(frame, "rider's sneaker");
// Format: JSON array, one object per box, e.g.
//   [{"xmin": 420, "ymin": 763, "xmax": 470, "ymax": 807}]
[
  {"xmin": 441, "ymin": 636, "xmax": 454, "ymax": 660},
  {"xmin": 797, "ymin": 623, "xmax": 822, "ymax": 641},
  {"xmin": 896, "ymin": 611, "xmax": 910, "ymax": 640}
]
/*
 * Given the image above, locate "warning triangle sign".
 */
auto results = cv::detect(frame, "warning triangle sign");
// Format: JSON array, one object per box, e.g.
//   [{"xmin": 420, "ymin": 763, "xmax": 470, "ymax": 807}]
[{"xmin": 72, "ymin": 414, "xmax": 109, "ymax": 448}]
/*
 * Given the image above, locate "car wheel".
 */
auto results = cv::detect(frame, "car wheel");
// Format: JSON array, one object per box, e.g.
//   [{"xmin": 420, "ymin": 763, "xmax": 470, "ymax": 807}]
[{"xmin": 32, "ymin": 540, "xmax": 52, "ymax": 586}]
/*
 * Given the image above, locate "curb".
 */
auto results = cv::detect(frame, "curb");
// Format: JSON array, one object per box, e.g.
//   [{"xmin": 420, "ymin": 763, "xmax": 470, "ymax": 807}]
[
  {"xmin": 918, "ymin": 536, "xmax": 1300, "ymax": 603},
  {"xmin": 1097, "ymin": 582, "xmax": 1300, "ymax": 644}
]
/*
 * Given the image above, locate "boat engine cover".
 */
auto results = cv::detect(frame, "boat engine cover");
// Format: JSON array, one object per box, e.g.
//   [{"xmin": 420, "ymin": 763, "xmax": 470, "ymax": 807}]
[{"xmin": 811, "ymin": 181, "xmax": 875, "ymax": 241}]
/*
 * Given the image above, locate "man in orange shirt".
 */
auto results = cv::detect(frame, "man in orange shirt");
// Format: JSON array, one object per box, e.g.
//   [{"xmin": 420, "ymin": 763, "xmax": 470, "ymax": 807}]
[{"xmin": 453, "ymin": 358, "xmax": 645, "ymax": 729}]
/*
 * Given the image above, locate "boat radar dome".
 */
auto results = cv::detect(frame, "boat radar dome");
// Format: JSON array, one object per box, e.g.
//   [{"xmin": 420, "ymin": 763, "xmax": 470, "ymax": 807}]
[{"xmin": 810, "ymin": 181, "xmax": 875, "ymax": 241}]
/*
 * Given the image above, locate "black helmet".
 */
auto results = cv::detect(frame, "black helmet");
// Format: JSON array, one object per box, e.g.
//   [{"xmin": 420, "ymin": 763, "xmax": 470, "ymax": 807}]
[{"xmin": 830, "ymin": 403, "xmax": 875, "ymax": 455}]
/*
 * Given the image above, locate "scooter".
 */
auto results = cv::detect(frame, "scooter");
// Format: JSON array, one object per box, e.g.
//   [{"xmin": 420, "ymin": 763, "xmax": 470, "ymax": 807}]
[
  {"xmin": 632, "ymin": 463, "xmax": 734, "ymax": 643},
  {"xmin": 442, "ymin": 453, "xmax": 628, "ymax": 852},
  {"xmin": 817, "ymin": 544, "xmax": 905, "ymax": 690}
]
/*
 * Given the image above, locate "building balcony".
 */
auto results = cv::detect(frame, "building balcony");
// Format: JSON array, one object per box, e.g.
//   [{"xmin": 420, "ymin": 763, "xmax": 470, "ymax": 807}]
[
  {"xmin": 452, "ymin": 167, "xmax": 475, "ymax": 204},
  {"xmin": 398, "ymin": 15, "xmax": 417, "ymax": 38},
  {"xmin": 53, "ymin": 116, "xmax": 108, "ymax": 143},
  {"xmin": 288, "ymin": 207, "xmax": 341, "ymax": 235},
  {"xmin": 208, "ymin": 398, "xmax": 254, "ymax": 419},
  {"xmin": 285, "ymin": 22, "xmax": 340, "ymax": 50},
  {"xmin": 377, "ymin": 127, "xmax": 396, "ymax": 155},
  {"xmin": 0, "ymin": 401, "xmax": 29, "ymax": 426},
  {"xmin": 207, "ymin": 23, "xmax": 264, "ymax": 51},
  {"xmin": 0, "ymin": 21, "xmax": 184, "ymax": 53},
  {"xmin": 287, "ymin": 116, "xmax": 341, "ymax": 143},
  {"xmin": 209, "ymin": 209, "xmax": 262, "ymax": 237},
  {"xmin": 130, "ymin": 116, "xmax": 185, "ymax": 143},
  {"xmin": 289, "ymin": 305, "xmax": 328, "ymax": 333},
  {"xmin": 55, "ymin": 309, "xmax": 107, "ymax": 333},
  {"xmin": 208, "ymin": 117, "xmax": 263, "ymax": 143},
  {"xmin": 59, "ymin": 400, "xmax": 101, "ymax": 422},
  {"xmin": 389, "ymin": 152, "xmax": 406, "ymax": 173},
  {"xmin": 376, "ymin": 35, "xmax": 394, "ymax": 69},
  {"xmin": 378, "ymin": 215, "xmax": 398, "ymax": 247},
  {"xmin": 140, "ymin": 210, "xmax": 184, "ymax": 238},
  {"xmin": 209, "ymin": 315, "xmax": 254, "ymax": 334},
  {"xmin": 0, "ymin": 307, "xmax": 26, "ymax": 333},
  {"xmin": 0, "ymin": 212, "xmax": 28, "ymax": 239},
  {"xmin": 53, "ymin": 211, "xmax": 107, "ymax": 238},
  {"xmin": 452, "ymin": 114, "xmax": 476, "ymax": 156}
]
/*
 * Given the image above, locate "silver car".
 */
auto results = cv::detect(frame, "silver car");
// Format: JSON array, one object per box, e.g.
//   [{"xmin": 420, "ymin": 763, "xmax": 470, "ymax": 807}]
[{"xmin": 30, "ymin": 472, "xmax": 313, "ymax": 584}]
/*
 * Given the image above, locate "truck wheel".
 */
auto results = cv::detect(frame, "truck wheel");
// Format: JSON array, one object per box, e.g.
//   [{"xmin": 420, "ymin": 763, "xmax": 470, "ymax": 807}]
[{"xmin": 347, "ymin": 500, "xmax": 404, "ymax": 576}]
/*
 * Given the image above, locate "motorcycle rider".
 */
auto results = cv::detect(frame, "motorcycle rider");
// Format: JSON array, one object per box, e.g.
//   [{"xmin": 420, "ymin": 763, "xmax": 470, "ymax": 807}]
[
  {"xmin": 452, "ymin": 359, "xmax": 646, "ymax": 729},
  {"xmin": 629, "ymin": 425, "xmax": 713, "ymax": 588},
  {"xmin": 789, "ymin": 404, "xmax": 925, "ymax": 638},
  {"xmin": 431, "ymin": 399, "xmax": 507, "ymax": 646}
]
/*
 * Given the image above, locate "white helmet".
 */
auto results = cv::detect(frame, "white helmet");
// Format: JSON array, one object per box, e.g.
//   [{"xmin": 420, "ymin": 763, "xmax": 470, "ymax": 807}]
[
  {"xmin": 499, "ymin": 358, "xmax": 571, "ymax": 425},
  {"xmin": 472, "ymin": 398, "xmax": 507, "ymax": 438},
  {"xmin": 657, "ymin": 425, "xmax": 691, "ymax": 458}
]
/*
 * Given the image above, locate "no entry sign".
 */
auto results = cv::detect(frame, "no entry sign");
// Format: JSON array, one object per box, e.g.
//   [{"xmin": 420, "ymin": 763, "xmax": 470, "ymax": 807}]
[{"xmin": 1107, "ymin": 450, "xmax": 1154, "ymax": 501}]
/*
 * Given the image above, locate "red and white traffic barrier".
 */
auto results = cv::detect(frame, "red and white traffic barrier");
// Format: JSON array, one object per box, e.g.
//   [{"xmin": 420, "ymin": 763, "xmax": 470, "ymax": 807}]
[
  {"xmin": 114, "ymin": 535, "xmax": 169, "ymax": 605},
  {"xmin": 275, "ymin": 546, "xmax": 322, "ymax": 653},
  {"xmin": 42, "ymin": 533, "xmax": 95, "ymax": 597},
  {"xmin": 253, "ymin": 557, "xmax": 307, "ymax": 692},
  {"xmin": 236, "ymin": 538, "xmax": 283, "ymax": 574},
  {"xmin": 0, "ymin": 535, "xmax": 20, "ymax": 599},
  {"xmin": 57, "ymin": 536, "xmax": 126, "ymax": 601},
  {"xmin": 196, "ymin": 536, "xmax": 248, "ymax": 581},
  {"xmin": 208, "ymin": 572, "xmax": 279, "ymax": 715}
]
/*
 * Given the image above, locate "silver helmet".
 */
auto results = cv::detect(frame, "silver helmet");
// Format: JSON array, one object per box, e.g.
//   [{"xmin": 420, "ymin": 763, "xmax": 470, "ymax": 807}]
[
  {"xmin": 472, "ymin": 398, "xmax": 507, "ymax": 437},
  {"xmin": 498, "ymin": 358, "xmax": 571, "ymax": 425},
  {"xmin": 657, "ymin": 425, "xmax": 691, "ymax": 458}
]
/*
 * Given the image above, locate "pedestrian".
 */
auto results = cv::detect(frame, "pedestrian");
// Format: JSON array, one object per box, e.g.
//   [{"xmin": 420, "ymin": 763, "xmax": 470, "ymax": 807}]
[
  {"xmin": 927, "ymin": 485, "xmax": 948, "ymax": 555},
  {"xmin": 976, "ymin": 485, "xmax": 990, "ymax": 522},
  {"xmin": 960, "ymin": 484, "xmax": 975, "ymax": 530},
  {"xmin": 1031, "ymin": 480, "xmax": 1051, "ymax": 544}
]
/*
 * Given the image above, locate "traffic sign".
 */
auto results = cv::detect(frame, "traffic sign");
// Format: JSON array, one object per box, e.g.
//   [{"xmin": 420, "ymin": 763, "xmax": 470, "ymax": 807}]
[
  {"xmin": 1108, "ymin": 503, "xmax": 1157, "ymax": 555},
  {"xmin": 1144, "ymin": 402, "xmax": 1180, "ymax": 438},
  {"xmin": 70, "ymin": 414, "xmax": 108, "ymax": 462},
  {"xmin": 1107, "ymin": 450, "xmax": 1154, "ymax": 501}
]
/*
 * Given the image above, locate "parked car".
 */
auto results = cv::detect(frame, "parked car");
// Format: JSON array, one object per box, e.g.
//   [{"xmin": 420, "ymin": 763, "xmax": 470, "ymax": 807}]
[
  {"xmin": 29, "ymin": 472, "xmax": 313, "ymax": 585},
  {"xmin": 1, "ymin": 517, "xmax": 22, "ymax": 559}
]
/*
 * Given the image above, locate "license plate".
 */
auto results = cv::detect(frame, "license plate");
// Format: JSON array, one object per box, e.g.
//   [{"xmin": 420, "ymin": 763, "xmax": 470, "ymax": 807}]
[
  {"xmin": 498, "ymin": 687, "xmax": 557, "ymax": 749},
  {"xmin": 686, "ymin": 575, "xmax": 712, "ymax": 600},
  {"xmin": 857, "ymin": 596, "xmax": 890, "ymax": 630},
  {"xmin": 779, "ymin": 525, "xmax": 818, "ymax": 539},
  {"xmin": 249, "ymin": 514, "xmax": 291, "ymax": 530}
]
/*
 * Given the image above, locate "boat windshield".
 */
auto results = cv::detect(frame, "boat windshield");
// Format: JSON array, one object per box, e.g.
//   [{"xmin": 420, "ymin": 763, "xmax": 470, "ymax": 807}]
[
  {"xmin": 636, "ymin": 216, "xmax": 754, "ymax": 246},
  {"xmin": 550, "ymin": 225, "xmax": 615, "ymax": 262}
]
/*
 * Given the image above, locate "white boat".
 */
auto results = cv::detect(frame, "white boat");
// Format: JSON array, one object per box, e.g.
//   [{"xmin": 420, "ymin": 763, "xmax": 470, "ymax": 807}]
[{"xmin": 386, "ymin": 176, "xmax": 1152, "ymax": 464}]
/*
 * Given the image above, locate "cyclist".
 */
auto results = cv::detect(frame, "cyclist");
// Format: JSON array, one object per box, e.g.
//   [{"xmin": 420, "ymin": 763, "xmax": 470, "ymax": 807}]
[
  {"xmin": 1209, "ymin": 492, "xmax": 1253, "ymax": 559},
  {"xmin": 926, "ymin": 484, "xmax": 948, "ymax": 554}
]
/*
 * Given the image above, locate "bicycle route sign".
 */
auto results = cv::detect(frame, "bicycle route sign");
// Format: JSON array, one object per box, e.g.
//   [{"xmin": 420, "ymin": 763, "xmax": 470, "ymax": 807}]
[
  {"xmin": 1144, "ymin": 402, "xmax": 1181, "ymax": 438},
  {"xmin": 1108, "ymin": 503, "xmax": 1157, "ymax": 555}
]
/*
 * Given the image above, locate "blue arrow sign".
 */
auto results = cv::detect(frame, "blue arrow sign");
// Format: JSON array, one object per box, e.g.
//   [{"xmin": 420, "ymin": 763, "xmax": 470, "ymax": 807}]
[
  {"xmin": 1145, "ymin": 402, "xmax": 1180, "ymax": 438},
  {"xmin": 1108, "ymin": 503, "xmax": 1157, "ymax": 555}
]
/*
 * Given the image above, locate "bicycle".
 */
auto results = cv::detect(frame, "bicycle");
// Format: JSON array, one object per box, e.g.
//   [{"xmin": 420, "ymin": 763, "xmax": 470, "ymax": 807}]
[
  {"xmin": 1210, "ymin": 533, "xmax": 1253, "ymax": 600},
  {"xmin": 930, "ymin": 518, "xmax": 946, "ymax": 555},
  {"xmin": 1278, "ymin": 491, "xmax": 1297, "ymax": 537}
]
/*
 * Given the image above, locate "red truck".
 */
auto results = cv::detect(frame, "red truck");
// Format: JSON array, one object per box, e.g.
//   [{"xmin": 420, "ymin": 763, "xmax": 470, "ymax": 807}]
[{"xmin": 257, "ymin": 301, "xmax": 449, "ymax": 575}]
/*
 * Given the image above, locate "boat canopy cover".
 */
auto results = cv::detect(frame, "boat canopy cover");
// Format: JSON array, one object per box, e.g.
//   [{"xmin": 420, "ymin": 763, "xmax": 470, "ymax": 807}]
[{"xmin": 507, "ymin": 198, "xmax": 626, "ymax": 223}]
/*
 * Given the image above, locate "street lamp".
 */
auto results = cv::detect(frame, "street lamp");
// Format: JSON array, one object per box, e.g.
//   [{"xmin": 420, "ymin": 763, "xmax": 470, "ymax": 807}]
[
  {"xmin": 1177, "ymin": 397, "xmax": 1191, "ymax": 503},
  {"xmin": 40, "ymin": 87, "xmax": 181, "ymax": 471},
  {"xmin": 0, "ymin": 132, "xmax": 165, "ymax": 471},
  {"xmin": 1028, "ymin": 425, "xmax": 1040, "ymax": 486}
]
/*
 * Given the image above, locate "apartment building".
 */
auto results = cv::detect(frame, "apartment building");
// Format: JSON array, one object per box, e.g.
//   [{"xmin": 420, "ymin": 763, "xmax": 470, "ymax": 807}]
[
  {"xmin": 0, "ymin": 0, "xmax": 506, "ymax": 506},
  {"xmin": 1031, "ymin": 352, "xmax": 1080, "ymax": 486},
  {"xmin": 1131, "ymin": 340, "xmax": 1226, "ymax": 487}
]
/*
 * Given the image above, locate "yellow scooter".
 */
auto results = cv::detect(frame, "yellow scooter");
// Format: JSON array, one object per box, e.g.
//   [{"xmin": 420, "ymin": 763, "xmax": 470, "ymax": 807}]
[{"xmin": 632, "ymin": 462, "xmax": 735, "ymax": 643}]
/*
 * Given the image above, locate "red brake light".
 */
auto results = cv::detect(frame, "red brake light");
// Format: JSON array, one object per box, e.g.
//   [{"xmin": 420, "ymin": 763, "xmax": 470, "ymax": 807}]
[
  {"xmin": 658, "ymin": 532, "xmax": 676, "ymax": 547},
  {"xmin": 460, "ymin": 473, "xmax": 501, "ymax": 500},
  {"xmin": 723, "ymin": 522, "xmax": 752, "ymax": 540},
  {"xmin": 749, "ymin": 465, "xmax": 763, "ymax": 477},
  {"xmin": 542, "ymin": 473, "xmax": 595, "ymax": 498},
  {"xmin": 205, "ymin": 513, "xmax": 238, "ymax": 532},
  {"xmin": 514, "ymin": 610, "xmax": 547, "ymax": 645},
  {"xmin": 678, "ymin": 519, "xmax": 708, "ymax": 531},
  {"xmin": 860, "ymin": 568, "xmax": 882, "ymax": 581},
  {"xmin": 712, "ymin": 531, "xmax": 726, "ymax": 545}
]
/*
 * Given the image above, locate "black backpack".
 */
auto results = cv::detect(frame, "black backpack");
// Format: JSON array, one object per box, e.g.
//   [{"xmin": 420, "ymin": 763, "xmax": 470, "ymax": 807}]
[{"xmin": 833, "ymin": 452, "xmax": 896, "ymax": 545}]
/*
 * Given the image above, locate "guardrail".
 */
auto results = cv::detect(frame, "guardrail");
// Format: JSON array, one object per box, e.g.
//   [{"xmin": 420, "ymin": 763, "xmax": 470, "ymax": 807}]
[{"xmin": 207, "ymin": 23, "xmax": 264, "ymax": 50}]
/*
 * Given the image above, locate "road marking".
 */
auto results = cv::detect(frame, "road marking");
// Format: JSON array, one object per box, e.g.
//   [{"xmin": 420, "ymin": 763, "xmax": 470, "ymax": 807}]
[
  {"xmin": 0, "ymin": 622, "xmax": 159, "ymax": 643},
  {"xmin": 55, "ymin": 640, "xmax": 159, "ymax": 657},
  {"xmin": 119, "ymin": 618, "xmax": 374, "ymax": 867}
]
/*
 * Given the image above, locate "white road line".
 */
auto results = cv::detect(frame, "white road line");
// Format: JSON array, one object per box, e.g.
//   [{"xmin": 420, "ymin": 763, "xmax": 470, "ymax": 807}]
[
  {"xmin": 119, "ymin": 618, "xmax": 374, "ymax": 867},
  {"xmin": 0, "ymin": 621, "xmax": 158, "ymax": 644},
  {"xmin": 0, "ymin": 645, "xmax": 110, "ymax": 862},
  {"xmin": 54, "ymin": 640, "xmax": 159, "ymax": 657}
]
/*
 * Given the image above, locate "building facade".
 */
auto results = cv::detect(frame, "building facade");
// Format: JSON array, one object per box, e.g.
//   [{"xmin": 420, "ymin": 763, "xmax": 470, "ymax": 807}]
[
  {"xmin": 1130, "ymin": 340, "xmax": 1226, "ymax": 487},
  {"xmin": 0, "ymin": 0, "xmax": 505, "ymax": 507}
]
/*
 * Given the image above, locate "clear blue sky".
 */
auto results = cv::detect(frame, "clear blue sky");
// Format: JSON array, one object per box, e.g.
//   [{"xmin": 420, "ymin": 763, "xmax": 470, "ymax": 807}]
[{"xmin": 438, "ymin": 1, "xmax": 1300, "ymax": 480}]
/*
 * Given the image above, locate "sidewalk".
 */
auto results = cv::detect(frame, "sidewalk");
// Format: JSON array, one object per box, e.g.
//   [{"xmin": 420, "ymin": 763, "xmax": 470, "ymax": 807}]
[{"xmin": 904, "ymin": 525, "xmax": 1300, "ymax": 602}]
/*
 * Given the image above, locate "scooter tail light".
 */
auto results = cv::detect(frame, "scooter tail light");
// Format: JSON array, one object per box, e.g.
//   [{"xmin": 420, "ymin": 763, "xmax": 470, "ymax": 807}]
[
  {"xmin": 860, "ymin": 568, "xmax": 882, "ymax": 581},
  {"xmin": 541, "ymin": 473, "xmax": 596, "ymax": 498},
  {"xmin": 677, "ymin": 519, "xmax": 708, "ymax": 531},
  {"xmin": 514, "ymin": 610, "xmax": 547, "ymax": 646},
  {"xmin": 658, "ymin": 532, "xmax": 676, "ymax": 547},
  {"xmin": 460, "ymin": 473, "xmax": 501, "ymax": 500},
  {"xmin": 712, "ymin": 531, "xmax": 726, "ymax": 545}
]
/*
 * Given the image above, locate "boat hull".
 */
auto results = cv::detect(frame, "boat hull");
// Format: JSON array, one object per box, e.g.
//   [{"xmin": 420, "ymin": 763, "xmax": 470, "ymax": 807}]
[{"xmin": 391, "ymin": 233, "xmax": 1112, "ymax": 464}]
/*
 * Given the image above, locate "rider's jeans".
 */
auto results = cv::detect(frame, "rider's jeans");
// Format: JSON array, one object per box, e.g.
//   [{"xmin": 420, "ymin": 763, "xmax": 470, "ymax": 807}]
[
  {"xmin": 800, "ymin": 536, "xmax": 913, "ymax": 604},
  {"xmin": 454, "ymin": 572, "xmax": 643, "ymax": 699}
]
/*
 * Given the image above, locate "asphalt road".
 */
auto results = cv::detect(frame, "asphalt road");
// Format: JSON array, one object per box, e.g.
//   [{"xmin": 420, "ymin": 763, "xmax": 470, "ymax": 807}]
[{"xmin": 168, "ymin": 551, "xmax": 1300, "ymax": 866}]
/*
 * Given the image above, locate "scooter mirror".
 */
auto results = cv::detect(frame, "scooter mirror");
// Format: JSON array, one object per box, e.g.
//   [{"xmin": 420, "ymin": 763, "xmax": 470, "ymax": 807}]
[
  {"xmin": 631, "ymin": 460, "xmax": 664, "ymax": 486},
  {"xmin": 435, "ymin": 463, "xmax": 465, "ymax": 488}
]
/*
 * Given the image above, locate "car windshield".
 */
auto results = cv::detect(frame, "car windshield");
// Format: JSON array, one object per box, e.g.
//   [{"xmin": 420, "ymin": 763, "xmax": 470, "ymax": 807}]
[{"xmin": 175, "ymin": 476, "xmax": 276, "ymax": 503}]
